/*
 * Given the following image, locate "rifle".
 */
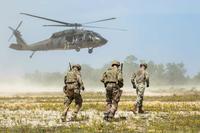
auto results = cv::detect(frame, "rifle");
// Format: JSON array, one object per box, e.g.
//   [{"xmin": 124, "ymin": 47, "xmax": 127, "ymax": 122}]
[
  {"xmin": 69, "ymin": 62, "xmax": 72, "ymax": 71},
  {"xmin": 118, "ymin": 63, "xmax": 124, "ymax": 88},
  {"xmin": 121, "ymin": 63, "xmax": 123, "ymax": 72}
]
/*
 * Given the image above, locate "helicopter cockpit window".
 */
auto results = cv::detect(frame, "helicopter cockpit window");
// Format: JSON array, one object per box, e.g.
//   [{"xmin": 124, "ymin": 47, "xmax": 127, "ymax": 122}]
[
  {"xmin": 86, "ymin": 32, "xmax": 95, "ymax": 41},
  {"xmin": 93, "ymin": 33, "xmax": 101, "ymax": 39}
]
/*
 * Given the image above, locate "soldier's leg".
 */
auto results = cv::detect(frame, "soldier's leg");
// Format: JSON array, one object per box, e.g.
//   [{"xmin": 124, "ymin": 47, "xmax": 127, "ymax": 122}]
[
  {"xmin": 106, "ymin": 88, "xmax": 113, "ymax": 113},
  {"xmin": 139, "ymin": 86, "xmax": 145, "ymax": 113},
  {"xmin": 109, "ymin": 88, "xmax": 121, "ymax": 118},
  {"xmin": 136, "ymin": 85, "xmax": 145, "ymax": 113},
  {"xmin": 61, "ymin": 96, "xmax": 73, "ymax": 122},
  {"xmin": 72, "ymin": 92, "xmax": 83, "ymax": 119},
  {"xmin": 104, "ymin": 87, "xmax": 113, "ymax": 120},
  {"xmin": 132, "ymin": 88, "xmax": 139, "ymax": 113}
]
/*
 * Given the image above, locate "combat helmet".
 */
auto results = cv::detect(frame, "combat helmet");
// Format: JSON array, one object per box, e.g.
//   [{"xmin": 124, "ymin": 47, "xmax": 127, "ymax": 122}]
[
  {"xmin": 72, "ymin": 64, "xmax": 81, "ymax": 71},
  {"xmin": 140, "ymin": 63, "xmax": 148, "ymax": 69},
  {"xmin": 111, "ymin": 60, "xmax": 120, "ymax": 67}
]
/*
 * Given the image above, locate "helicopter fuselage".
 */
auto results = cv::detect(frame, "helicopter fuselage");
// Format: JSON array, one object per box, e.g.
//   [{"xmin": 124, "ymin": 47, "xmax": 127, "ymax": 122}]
[
  {"xmin": 9, "ymin": 13, "xmax": 119, "ymax": 57},
  {"xmin": 10, "ymin": 29, "xmax": 107, "ymax": 54}
]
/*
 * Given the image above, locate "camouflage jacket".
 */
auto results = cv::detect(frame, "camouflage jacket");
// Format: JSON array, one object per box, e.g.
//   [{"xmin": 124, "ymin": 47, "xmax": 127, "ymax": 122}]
[
  {"xmin": 131, "ymin": 69, "xmax": 149, "ymax": 86},
  {"xmin": 101, "ymin": 66, "xmax": 123, "ymax": 88},
  {"xmin": 64, "ymin": 69, "xmax": 84, "ymax": 89}
]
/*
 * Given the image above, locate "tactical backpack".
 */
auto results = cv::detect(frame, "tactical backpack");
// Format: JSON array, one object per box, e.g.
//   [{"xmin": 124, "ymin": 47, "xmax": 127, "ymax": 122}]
[
  {"xmin": 105, "ymin": 68, "xmax": 118, "ymax": 83},
  {"xmin": 65, "ymin": 70, "xmax": 78, "ymax": 83}
]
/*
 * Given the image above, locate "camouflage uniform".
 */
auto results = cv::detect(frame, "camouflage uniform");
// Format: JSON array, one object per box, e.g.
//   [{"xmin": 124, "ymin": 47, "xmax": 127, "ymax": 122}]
[
  {"xmin": 61, "ymin": 64, "xmax": 84, "ymax": 122},
  {"xmin": 101, "ymin": 61, "xmax": 123, "ymax": 120},
  {"xmin": 131, "ymin": 63, "xmax": 149, "ymax": 113}
]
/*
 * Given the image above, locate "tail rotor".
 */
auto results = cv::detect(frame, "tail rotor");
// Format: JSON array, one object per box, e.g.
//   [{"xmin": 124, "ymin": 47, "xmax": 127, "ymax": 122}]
[{"xmin": 8, "ymin": 21, "xmax": 23, "ymax": 41}]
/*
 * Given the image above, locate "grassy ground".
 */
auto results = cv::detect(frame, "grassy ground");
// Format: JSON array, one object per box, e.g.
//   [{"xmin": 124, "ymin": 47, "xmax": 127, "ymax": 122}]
[{"xmin": 0, "ymin": 92, "xmax": 200, "ymax": 133}]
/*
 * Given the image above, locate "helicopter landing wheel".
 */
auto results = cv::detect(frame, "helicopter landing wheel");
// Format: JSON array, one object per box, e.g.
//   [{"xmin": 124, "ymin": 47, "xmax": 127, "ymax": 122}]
[
  {"xmin": 88, "ymin": 48, "xmax": 93, "ymax": 54},
  {"xmin": 75, "ymin": 48, "xmax": 80, "ymax": 52}
]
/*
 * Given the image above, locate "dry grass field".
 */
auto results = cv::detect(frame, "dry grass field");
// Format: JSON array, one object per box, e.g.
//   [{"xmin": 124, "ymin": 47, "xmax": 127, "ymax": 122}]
[{"xmin": 0, "ymin": 91, "xmax": 200, "ymax": 133}]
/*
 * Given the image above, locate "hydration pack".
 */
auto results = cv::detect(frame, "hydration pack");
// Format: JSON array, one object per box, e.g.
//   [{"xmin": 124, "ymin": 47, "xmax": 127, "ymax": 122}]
[
  {"xmin": 105, "ymin": 68, "xmax": 118, "ymax": 83},
  {"xmin": 65, "ymin": 70, "xmax": 78, "ymax": 83}
]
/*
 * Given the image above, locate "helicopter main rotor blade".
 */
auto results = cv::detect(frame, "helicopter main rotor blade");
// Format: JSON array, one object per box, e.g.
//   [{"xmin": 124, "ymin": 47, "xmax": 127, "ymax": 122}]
[
  {"xmin": 83, "ymin": 17, "xmax": 116, "ymax": 24},
  {"xmin": 20, "ymin": 13, "xmax": 80, "ymax": 27},
  {"xmin": 83, "ymin": 25, "xmax": 127, "ymax": 31},
  {"xmin": 83, "ymin": 18, "xmax": 117, "ymax": 24},
  {"xmin": 43, "ymin": 24, "xmax": 127, "ymax": 31},
  {"xmin": 43, "ymin": 24, "xmax": 70, "ymax": 27}
]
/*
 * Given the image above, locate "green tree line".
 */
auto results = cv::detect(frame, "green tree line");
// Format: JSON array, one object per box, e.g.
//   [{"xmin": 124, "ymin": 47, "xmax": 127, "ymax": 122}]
[{"xmin": 24, "ymin": 55, "xmax": 200, "ymax": 87}]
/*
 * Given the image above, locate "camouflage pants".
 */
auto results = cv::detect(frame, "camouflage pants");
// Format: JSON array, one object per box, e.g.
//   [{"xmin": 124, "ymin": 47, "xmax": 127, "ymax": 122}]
[
  {"xmin": 105, "ymin": 83, "xmax": 122, "ymax": 117},
  {"xmin": 135, "ymin": 84, "xmax": 145, "ymax": 108},
  {"xmin": 62, "ymin": 84, "xmax": 82, "ymax": 118}
]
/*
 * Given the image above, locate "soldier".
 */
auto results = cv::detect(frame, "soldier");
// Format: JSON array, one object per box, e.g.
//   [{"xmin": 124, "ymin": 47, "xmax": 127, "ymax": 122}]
[
  {"xmin": 61, "ymin": 64, "xmax": 85, "ymax": 122},
  {"xmin": 101, "ymin": 60, "xmax": 124, "ymax": 121},
  {"xmin": 131, "ymin": 63, "xmax": 149, "ymax": 114}
]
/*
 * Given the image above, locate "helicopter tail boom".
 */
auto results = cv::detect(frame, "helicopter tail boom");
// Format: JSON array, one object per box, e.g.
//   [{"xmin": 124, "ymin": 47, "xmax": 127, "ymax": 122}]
[{"xmin": 9, "ymin": 43, "xmax": 23, "ymax": 50}]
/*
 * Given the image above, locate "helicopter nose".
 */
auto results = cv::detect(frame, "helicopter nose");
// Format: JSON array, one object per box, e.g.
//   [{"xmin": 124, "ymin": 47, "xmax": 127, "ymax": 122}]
[{"xmin": 101, "ymin": 38, "xmax": 107, "ymax": 45}]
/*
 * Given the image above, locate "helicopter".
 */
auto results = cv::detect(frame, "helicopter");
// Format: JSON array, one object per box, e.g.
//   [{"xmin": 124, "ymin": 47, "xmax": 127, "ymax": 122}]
[{"xmin": 9, "ymin": 13, "xmax": 125, "ymax": 58}]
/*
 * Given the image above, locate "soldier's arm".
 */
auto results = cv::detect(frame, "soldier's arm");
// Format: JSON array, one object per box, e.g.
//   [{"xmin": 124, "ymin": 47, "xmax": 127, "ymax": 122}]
[
  {"xmin": 117, "ymin": 70, "xmax": 124, "ymax": 88},
  {"xmin": 131, "ymin": 73, "xmax": 136, "ymax": 84},
  {"xmin": 63, "ymin": 86, "xmax": 67, "ymax": 93},
  {"xmin": 64, "ymin": 75, "xmax": 67, "ymax": 84},
  {"xmin": 63, "ymin": 75, "xmax": 68, "ymax": 93},
  {"xmin": 118, "ymin": 70, "xmax": 123, "ymax": 83},
  {"xmin": 101, "ymin": 72, "xmax": 106, "ymax": 83},
  {"xmin": 131, "ymin": 73, "xmax": 137, "ymax": 89},
  {"xmin": 145, "ymin": 72, "xmax": 150, "ymax": 87},
  {"xmin": 77, "ymin": 75, "xmax": 85, "ymax": 90}
]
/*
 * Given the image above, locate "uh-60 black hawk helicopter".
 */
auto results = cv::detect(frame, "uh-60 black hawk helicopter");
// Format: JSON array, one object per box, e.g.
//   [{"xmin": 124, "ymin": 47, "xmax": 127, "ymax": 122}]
[{"xmin": 9, "ymin": 13, "xmax": 125, "ymax": 58}]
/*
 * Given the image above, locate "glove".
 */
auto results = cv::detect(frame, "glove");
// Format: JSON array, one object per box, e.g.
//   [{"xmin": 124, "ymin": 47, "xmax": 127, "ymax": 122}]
[
  {"xmin": 81, "ymin": 86, "xmax": 85, "ymax": 91},
  {"xmin": 132, "ymin": 84, "xmax": 136, "ymax": 89},
  {"xmin": 63, "ymin": 85, "xmax": 68, "ymax": 94},
  {"xmin": 118, "ymin": 82, "xmax": 124, "ymax": 88}
]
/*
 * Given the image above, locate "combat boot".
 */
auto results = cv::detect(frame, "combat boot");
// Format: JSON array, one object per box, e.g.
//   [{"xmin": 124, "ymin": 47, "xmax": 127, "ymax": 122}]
[
  {"xmin": 103, "ymin": 112, "xmax": 109, "ymax": 121},
  {"xmin": 131, "ymin": 104, "xmax": 138, "ymax": 114},
  {"xmin": 138, "ymin": 106, "xmax": 144, "ymax": 114},
  {"xmin": 70, "ymin": 112, "xmax": 78, "ymax": 121},
  {"xmin": 61, "ymin": 114, "xmax": 66, "ymax": 122},
  {"xmin": 107, "ymin": 112, "xmax": 114, "ymax": 121}
]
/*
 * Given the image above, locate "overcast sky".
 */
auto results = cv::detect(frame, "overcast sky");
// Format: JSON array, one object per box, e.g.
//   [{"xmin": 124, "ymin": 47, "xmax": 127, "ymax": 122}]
[{"xmin": 0, "ymin": 0, "xmax": 200, "ymax": 76}]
